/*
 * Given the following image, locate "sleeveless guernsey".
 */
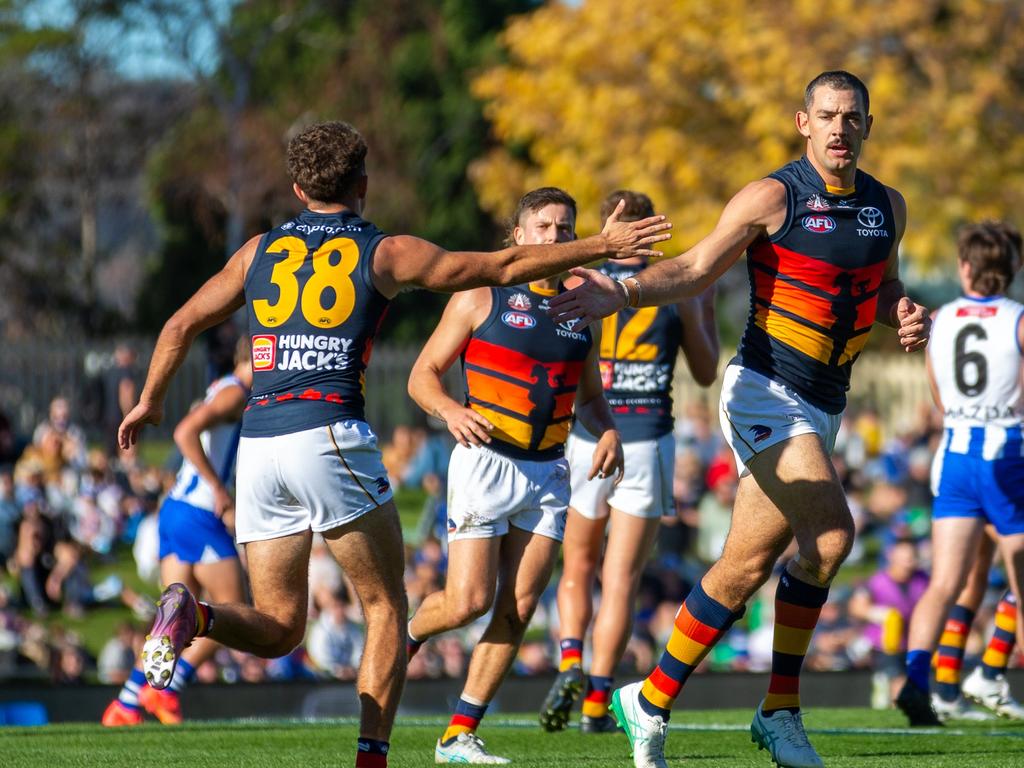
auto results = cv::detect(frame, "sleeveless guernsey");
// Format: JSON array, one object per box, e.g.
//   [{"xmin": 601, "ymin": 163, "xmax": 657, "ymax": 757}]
[
  {"xmin": 735, "ymin": 156, "xmax": 896, "ymax": 413},
  {"xmin": 930, "ymin": 295, "xmax": 1024, "ymax": 459},
  {"xmin": 242, "ymin": 209, "xmax": 389, "ymax": 437},
  {"xmin": 570, "ymin": 261, "xmax": 681, "ymax": 442},
  {"xmin": 462, "ymin": 283, "xmax": 593, "ymax": 460}
]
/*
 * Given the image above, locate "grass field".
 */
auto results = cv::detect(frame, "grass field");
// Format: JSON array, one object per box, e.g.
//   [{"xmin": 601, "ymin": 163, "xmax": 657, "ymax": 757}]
[{"xmin": 5, "ymin": 710, "xmax": 1024, "ymax": 767}]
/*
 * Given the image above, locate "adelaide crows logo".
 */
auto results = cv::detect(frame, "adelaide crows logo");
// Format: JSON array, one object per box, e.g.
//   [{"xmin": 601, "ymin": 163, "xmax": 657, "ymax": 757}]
[
  {"xmin": 749, "ymin": 424, "xmax": 773, "ymax": 443},
  {"xmin": 507, "ymin": 293, "xmax": 532, "ymax": 310},
  {"xmin": 806, "ymin": 194, "xmax": 830, "ymax": 212}
]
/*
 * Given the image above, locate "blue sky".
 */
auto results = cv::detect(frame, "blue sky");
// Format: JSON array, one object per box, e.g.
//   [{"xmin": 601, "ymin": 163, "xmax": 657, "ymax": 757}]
[{"xmin": 21, "ymin": 0, "xmax": 234, "ymax": 80}]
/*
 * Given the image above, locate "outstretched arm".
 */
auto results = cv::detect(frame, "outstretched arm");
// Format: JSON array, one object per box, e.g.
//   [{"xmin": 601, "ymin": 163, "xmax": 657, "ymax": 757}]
[
  {"xmin": 119, "ymin": 236, "xmax": 258, "ymax": 449},
  {"xmin": 548, "ymin": 179, "xmax": 784, "ymax": 327},
  {"xmin": 372, "ymin": 200, "xmax": 671, "ymax": 298},
  {"xmin": 407, "ymin": 289, "xmax": 495, "ymax": 448}
]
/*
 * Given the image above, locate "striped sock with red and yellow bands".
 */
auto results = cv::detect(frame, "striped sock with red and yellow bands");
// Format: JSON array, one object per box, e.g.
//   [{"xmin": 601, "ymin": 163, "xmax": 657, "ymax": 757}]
[
  {"xmin": 559, "ymin": 638, "xmax": 583, "ymax": 672},
  {"xmin": 441, "ymin": 696, "xmax": 488, "ymax": 744},
  {"xmin": 196, "ymin": 601, "xmax": 213, "ymax": 637},
  {"xmin": 981, "ymin": 591, "xmax": 1018, "ymax": 680},
  {"xmin": 581, "ymin": 675, "xmax": 613, "ymax": 719},
  {"xmin": 762, "ymin": 571, "xmax": 829, "ymax": 714},
  {"xmin": 934, "ymin": 604, "xmax": 975, "ymax": 702},
  {"xmin": 638, "ymin": 581, "xmax": 742, "ymax": 720}
]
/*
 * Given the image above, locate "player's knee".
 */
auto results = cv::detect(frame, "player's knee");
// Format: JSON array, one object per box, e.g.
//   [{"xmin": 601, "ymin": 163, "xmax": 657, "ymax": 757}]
[
  {"xmin": 799, "ymin": 518, "xmax": 855, "ymax": 583},
  {"xmin": 513, "ymin": 593, "xmax": 541, "ymax": 627},
  {"xmin": 262, "ymin": 619, "xmax": 306, "ymax": 658},
  {"xmin": 561, "ymin": 553, "xmax": 599, "ymax": 589},
  {"xmin": 827, "ymin": 521, "xmax": 856, "ymax": 566},
  {"xmin": 928, "ymin": 569, "xmax": 970, "ymax": 600},
  {"xmin": 361, "ymin": 584, "xmax": 408, "ymax": 620},
  {"xmin": 451, "ymin": 590, "xmax": 492, "ymax": 626},
  {"xmin": 495, "ymin": 598, "xmax": 535, "ymax": 639}
]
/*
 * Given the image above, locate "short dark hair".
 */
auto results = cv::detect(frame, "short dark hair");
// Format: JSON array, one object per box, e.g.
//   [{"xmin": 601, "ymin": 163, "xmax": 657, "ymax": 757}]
[
  {"xmin": 286, "ymin": 121, "xmax": 367, "ymax": 204},
  {"xmin": 505, "ymin": 187, "xmax": 577, "ymax": 245},
  {"xmin": 804, "ymin": 70, "xmax": 870, "ymax": 116},
  {"xmin": 958, "ymin": 220, "xmax": 1021, "ymax": 297},
  {"xmin": 600, "ymin": 190, "xmax": 655, "ymax": 224}
]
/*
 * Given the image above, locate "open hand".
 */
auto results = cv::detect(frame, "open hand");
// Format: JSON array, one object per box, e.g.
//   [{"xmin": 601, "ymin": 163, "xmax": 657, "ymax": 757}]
[
  {"xmin": 547, "ymin": 266, "xmax": 625, "ymax": 328},
  {"xmin": 602, "ymin": 198, "xmax": 673, "ymax": 260}
]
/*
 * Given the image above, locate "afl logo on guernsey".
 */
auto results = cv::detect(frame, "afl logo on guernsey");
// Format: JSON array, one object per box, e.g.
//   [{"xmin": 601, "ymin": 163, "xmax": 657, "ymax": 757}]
[
  {"xmin": 501, "ymin": 311, "xmax": 536, "ymax": 330},
  {"xmin": 802, "ymin": 215, "xmax": 836, "ymax": 234},
  {"xmin": 252, "ymin": 335, "xmax": 276, "ymax": 370}
]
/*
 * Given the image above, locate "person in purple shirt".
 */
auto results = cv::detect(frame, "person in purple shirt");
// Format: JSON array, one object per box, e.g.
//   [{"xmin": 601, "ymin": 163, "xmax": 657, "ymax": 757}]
[{"xmin": 849, "ymin": 539, "xmax": 929, "ymax": 706}]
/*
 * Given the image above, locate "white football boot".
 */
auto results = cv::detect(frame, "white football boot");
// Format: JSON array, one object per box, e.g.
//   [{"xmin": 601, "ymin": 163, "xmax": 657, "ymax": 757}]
[
  {"xmin": 930, "ymin": 692, "xmax": 993, "ymax": 722},
  {"xmin": 962, "ymin": 667, "xmax": 1024, "ymax": 720},
  {"xmin": 750, "ymin": 701, "xmax": 824, "ymax": 768},
  {"xmin": 434, "ymin": 732, "xmax": 510, "ymax": 764},
  {"xmin": 610, "ymin": 681, "xmax": 669, "ymax": 768}
]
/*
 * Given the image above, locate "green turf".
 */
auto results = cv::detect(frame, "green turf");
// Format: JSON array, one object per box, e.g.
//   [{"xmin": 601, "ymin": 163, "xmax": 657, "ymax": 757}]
[{"xmin": 4, "ymin": 710, "xmax": 1023, "ymax": 767}]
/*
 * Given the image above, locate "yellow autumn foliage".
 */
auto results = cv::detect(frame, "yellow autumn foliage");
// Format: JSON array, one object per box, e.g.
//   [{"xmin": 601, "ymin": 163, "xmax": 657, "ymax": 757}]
[{"xmin": 471, "ymin": 0, "xmax": 1024, "ymax": 269}]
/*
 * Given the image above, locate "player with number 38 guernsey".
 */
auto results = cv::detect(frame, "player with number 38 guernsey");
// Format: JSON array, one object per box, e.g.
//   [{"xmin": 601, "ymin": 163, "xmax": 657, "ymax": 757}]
[{"xmin": 116, "ymin": 121, "xmax": 672, "ymax": 768}]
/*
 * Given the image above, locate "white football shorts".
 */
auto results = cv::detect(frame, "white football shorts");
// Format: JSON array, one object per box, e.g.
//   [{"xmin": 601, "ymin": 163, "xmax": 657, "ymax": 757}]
[
  {"xmin": 445, "ymin": 443, "xmax": 570, "ymax": 542},
  {"xmin": 235, "ymin": 419, "xmax": 394, "ymax": 544},
  {"xmin": 567, "ymin": 431, "xmax": 674, "ymax": 519},
  {"xmin": 719, "ymin": 364, "xmax": 841, "ymax": 476}
]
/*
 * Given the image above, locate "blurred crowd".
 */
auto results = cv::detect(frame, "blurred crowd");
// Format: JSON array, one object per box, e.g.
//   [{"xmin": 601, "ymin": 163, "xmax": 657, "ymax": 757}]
[
  {"xmin": 0, "ymin": 360, "xmax": 1018, "ymax": 695},
  {"xmin": 397, "ymin": 397, "xmax": 1020, "ymax": 694}
]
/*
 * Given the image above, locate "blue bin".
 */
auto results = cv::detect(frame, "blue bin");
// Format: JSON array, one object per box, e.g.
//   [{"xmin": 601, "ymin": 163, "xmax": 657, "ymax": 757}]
[{"xmin": 0, "ymin": 701, "xmax": 49, "ymax": 726}]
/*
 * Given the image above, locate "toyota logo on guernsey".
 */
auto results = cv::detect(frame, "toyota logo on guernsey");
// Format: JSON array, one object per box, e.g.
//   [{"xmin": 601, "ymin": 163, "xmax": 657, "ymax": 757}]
[
  {"xmin": 802, "ymin": 215, "xmax": 836, "ymax": 234},
  {"xmin": 856, "ymin": 206, "xmax": 887, "ymax": 237},
  {"xmin": 501, "ymin": 311, "xmax": 536, "ymax": 330}
]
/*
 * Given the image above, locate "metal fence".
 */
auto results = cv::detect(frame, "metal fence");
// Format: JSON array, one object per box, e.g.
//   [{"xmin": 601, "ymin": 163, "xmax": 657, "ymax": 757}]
[
  {"xmin": 0, "ymin": 339, "xmax": 208, "ymax": 444},
  {"xmin": 0, "ymin": 340, "xmax": 932, "ymax": 448},
  {"xmin": 0, "ymin": 341, "xmax": 447, "ymax": 445}
]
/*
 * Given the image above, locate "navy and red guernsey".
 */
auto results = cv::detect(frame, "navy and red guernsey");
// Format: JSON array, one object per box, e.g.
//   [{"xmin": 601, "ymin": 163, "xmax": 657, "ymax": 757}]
[
  {"xmin": 461, "ymin": 283, "xmax": 593, "ymax": 460},
  {"xmin": 734, "ymin": 156, "xmax": 896, "ymax": 414},
  {"xmin": 570, "ymin": 261, "xmax": 682, "ymax": 442},
  {"xmin": 242, "ymin": 209, "xmax": 389, "ymax": 437}
]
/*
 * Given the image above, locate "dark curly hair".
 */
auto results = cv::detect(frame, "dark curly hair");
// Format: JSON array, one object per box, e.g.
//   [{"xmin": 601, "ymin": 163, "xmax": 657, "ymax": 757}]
[{"xmin": 286, "ymin": 121, "xmax": 367, "ymax": 204}]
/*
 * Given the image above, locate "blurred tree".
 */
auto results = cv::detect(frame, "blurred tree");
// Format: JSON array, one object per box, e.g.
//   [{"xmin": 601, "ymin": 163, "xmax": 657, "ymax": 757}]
[
  {"xmin": 136, "ymin": 0, "xmax": 540, "ymax": 341},
  {"xmin": 471, "ymin": 0, "xmax": 1024, "ymax": 270},
  {"xmin": 0, "ymin": 0, "xmax": 184, "ymax": 336}
]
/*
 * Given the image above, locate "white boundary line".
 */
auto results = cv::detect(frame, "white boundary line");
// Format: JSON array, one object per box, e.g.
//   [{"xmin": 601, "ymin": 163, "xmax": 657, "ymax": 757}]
[{"xmin": 209, "ymin": 715, "xmax": 1024, "ymax": 739}]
